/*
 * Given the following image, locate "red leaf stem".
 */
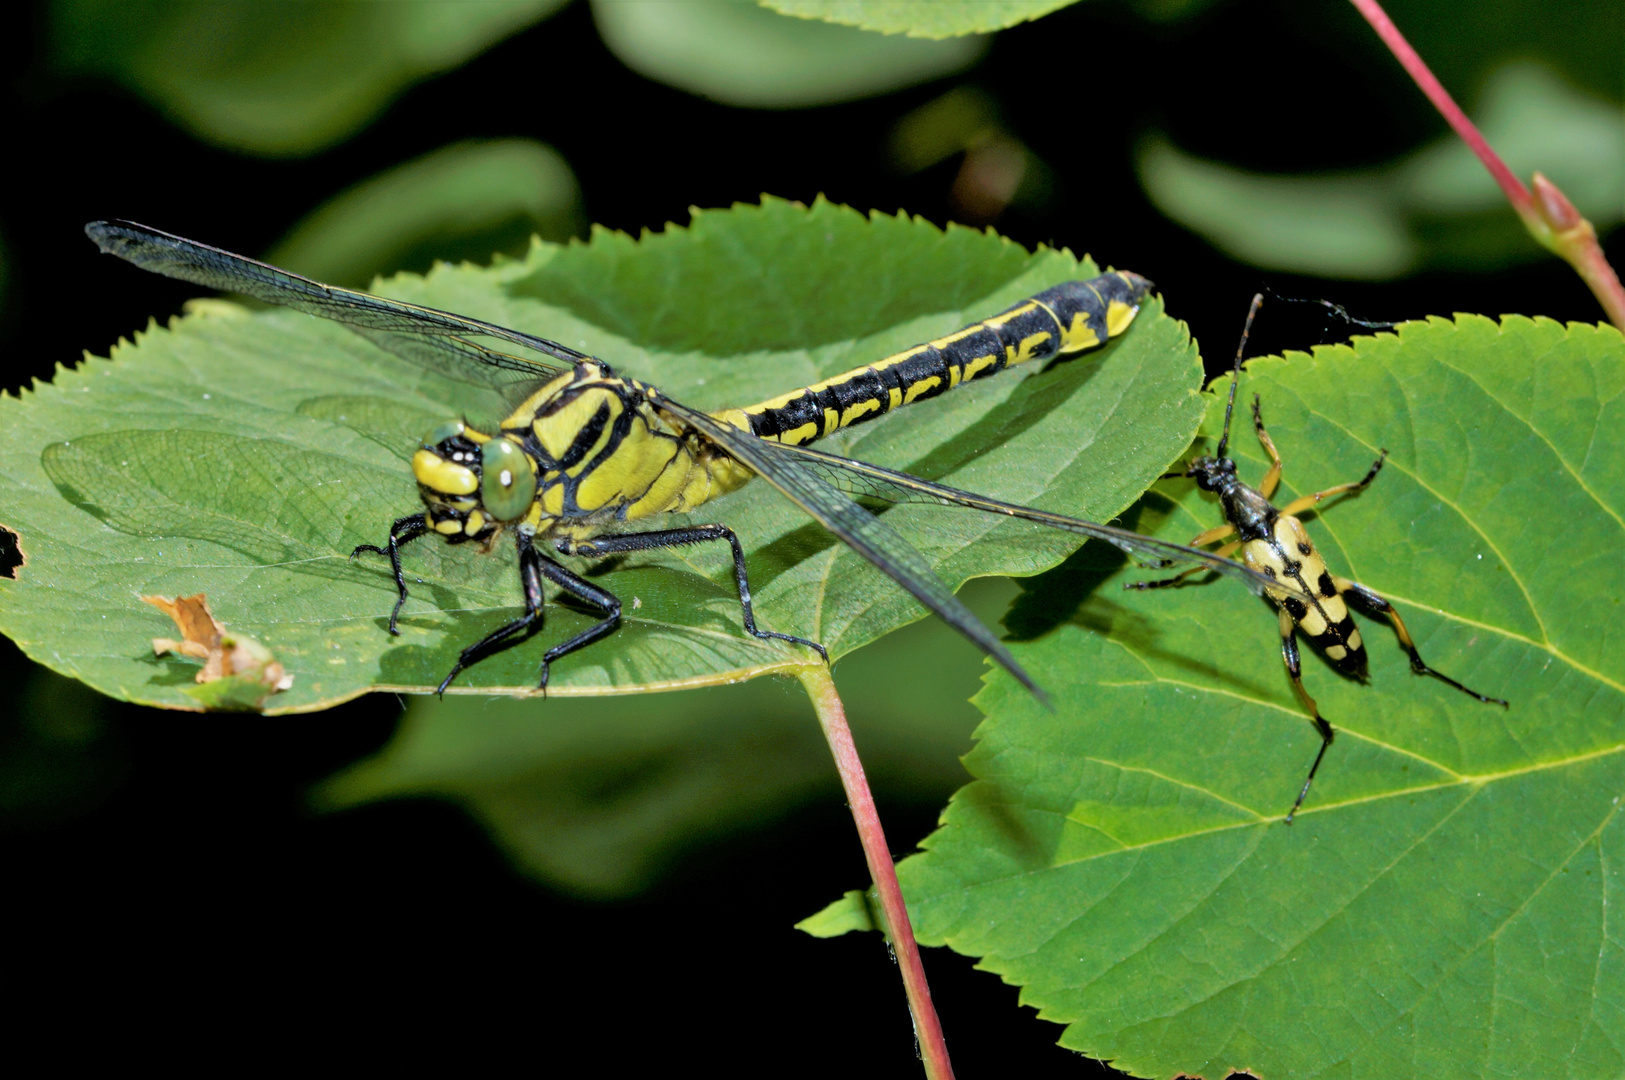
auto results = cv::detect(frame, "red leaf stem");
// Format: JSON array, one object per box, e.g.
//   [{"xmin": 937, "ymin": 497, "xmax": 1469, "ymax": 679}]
[{"xmin": 799, "ymin": 665, "xmax": 954, "ymax": 1080}]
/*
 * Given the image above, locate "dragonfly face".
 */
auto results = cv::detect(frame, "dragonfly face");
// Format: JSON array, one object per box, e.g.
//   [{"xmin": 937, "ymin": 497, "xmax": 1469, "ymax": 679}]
[{"xmin": 412, "ymin": 421, "xmax": 534, "ymax": 542}]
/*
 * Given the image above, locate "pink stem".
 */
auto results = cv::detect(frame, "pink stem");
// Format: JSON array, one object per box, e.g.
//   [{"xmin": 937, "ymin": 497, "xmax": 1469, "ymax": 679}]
[
  {"xmin": 1346, "ymin": 0, "xmax": 1530, "ymax": 209},
  {"xmin": 799, "ymin": 666, "xmax": 954, "ymax": 1080},
  {"xmin": 1347, "ymin": 0, "xmax": 1625, "ymax": 330}
]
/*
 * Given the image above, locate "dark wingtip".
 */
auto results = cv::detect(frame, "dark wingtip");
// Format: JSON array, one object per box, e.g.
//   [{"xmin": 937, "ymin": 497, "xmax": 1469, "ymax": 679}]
[
  {"xmin": 85, "ymin": 219, "xmax": 141, "ymax": 256},
  {"xmin": 984, "ymin": 645, "xmax": 1052, "ymax": 707},
  {"xmin": 1007, "ymin": 662, "xmax": 1052, "ymax": 709}
]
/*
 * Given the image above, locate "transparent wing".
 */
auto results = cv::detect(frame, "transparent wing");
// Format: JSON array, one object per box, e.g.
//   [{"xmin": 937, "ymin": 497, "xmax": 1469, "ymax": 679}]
[
  {"xmin": 87, "ymin": 219, "xmax": 585, "ymax": 390},
  {"xmin": 761, "ymin": 442, "xmax": 1300, "ymax": 597},
  {"xmin": 659, "ymin": 398, "xmax": 1049, "ymax": 696},
  {"xmin": 661, "ymin": 397, "xmax": 1305, "ymax": 696}
]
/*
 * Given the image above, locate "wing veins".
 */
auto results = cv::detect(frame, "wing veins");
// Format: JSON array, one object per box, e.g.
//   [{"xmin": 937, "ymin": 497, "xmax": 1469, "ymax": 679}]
[
  {"xmin": 659, "ymin": 399, "xmax": 1043, "ymax": 695},
  {"xmin": 87, "ymin": 219, "xmax": 586, "ymax": 388},
  {"xmin": 767, "ymin": 442, "xmax": 1305, "ymax": 599}
]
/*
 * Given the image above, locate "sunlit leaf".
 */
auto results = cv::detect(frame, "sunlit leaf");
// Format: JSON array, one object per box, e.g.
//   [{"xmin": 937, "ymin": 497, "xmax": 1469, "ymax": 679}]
[
  {"xmin": 1, "ymin": 198, "xmax": 1201, "ymax": 711},
  {"xmin": 812, "ymin": 314, "xmax": 1625, "ymax": 1077}
]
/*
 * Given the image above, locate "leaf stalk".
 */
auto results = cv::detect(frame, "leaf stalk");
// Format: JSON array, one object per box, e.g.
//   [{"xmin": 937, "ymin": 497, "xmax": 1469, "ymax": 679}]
[
  {"xmin": 1347, "ymin": 0, "xmax": 1625, "ymax": 330},
  {"xmin": 797, "ymin": 664, "xmax": 954, "ymax": 1080}
]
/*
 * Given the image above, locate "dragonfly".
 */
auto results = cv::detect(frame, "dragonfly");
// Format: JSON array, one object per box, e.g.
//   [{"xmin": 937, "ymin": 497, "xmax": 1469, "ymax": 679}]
[{"xmin": 87, "ymin": 220, "xmax": 1295, "ymax": 696}]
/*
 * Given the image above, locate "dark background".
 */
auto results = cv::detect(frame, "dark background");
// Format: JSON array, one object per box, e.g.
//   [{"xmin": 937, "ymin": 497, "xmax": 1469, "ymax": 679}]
[{"xmin": 3, "ymin": 0, "xmax": 1618, "ymax": 1073}]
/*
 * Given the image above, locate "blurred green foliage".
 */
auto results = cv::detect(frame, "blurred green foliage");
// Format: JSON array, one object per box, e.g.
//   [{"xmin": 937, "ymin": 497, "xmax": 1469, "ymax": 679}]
[
  {"xmin": 591, "ymin": 0, "xmax": 987, "ymax": 108},
  {"xmin": 1141, "ymin": 63, "xmax": 1625, "ymax": 278},
  {"xmin": 51, "ymin": 0, "xmax": 569, "ymax": 157},
  {"xmin": 0, "ymin": 663, "xmax": 125, "ymax": 829},
  {"xmin": 1378, "ymin": 0, "xmax": 1623, "ymax": 106},
  {"xmin": 886, "ymin": 87, "xmax": 1056, "ymax": 224},
  {"xmin": 266, "ymin": 139, "xmax": 584, "ymax": 287},
  {"xmin": 318, "ymin": 577, "xmax": 1017, "ymax": 898},
  {"xmin": 762, "ymin": 0, "xmax": 1078, "ymax": 38}
]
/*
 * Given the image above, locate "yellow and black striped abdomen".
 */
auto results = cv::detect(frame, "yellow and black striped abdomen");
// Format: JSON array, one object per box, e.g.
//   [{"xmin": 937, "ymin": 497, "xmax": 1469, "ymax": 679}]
[
  {"xmin": 718, "ymin": 271, "xmax": 1151, "ymax": 447},
  {"xmin": 1244, "ymin": 515, "xmax": 1368, "ymax": 676}
]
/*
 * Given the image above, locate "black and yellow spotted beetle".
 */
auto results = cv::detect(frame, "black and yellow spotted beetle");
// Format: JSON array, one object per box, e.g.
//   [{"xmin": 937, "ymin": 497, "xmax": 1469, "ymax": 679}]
[
  {"xmin": 1129, "ymin": 295, "xmax": 1507, "ymax": 823},
  {"xmin": 87, "ymin": 221, "xmax": 1297, "ymax": 698}
]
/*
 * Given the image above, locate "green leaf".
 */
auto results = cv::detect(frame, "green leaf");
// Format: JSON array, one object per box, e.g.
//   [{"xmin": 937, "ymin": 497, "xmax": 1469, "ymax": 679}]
[
  {"xmin": 590, "ymin": 0, "xmax": 986, "ymax": 108},
  {"xmin": 318, "ymin": 578, "xmax": 1015, "ymax": 897},
  {"xmin": 2, "ymin": 199, "xmax": 1202, "ymax": 711},
  {"xmin": 760, "ymin": 0, "xmax": 1079, "ymax": 38},
  {"xmin": 1140, "ymin": 62, "xmax": 1625, "ymax": 278},
  {"xmin": 880, "ymin": 315, "xmax": 1625, "ymax": 1077},
  {"xmin": 796, "ymin": 889, "xmax": 879, "ymax": 936},
  {"xmin": 51, "ymin": 0, "xmax": 566, "ymax": 157},
  {"xmin": 266, "ymin": 139, "xmax": 584, "ymax": 288}
]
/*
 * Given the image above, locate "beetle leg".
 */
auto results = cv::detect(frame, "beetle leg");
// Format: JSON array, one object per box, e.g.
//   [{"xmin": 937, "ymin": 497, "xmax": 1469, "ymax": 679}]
[
  {"xmin": 1277, "ymin": 451, "xmax": 1388, "ymax": 519},
  {"xmin": 1278, "ymin": 606, "xmax": 1335, "ymax": 824},
  {"xmin": 1335, "ymin": 576, "xmax": 1508, "ymax": 707},
  {"xmin": 1125, "ymin": 540, "xmax": 1241, "ymax": 590}
]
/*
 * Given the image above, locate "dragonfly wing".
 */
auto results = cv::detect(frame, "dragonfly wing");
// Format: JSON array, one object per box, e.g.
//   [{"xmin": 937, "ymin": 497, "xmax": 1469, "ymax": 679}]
[
  {"xmin": 658, "ymin": 399, "xmax": 1044, "ymax": 697},
  {"xmin": 762, "ymin": 442, "xmax": 1308, "ymax": 600},
  {"xmin": 86, "ymin": 220, "xmax": 583, "ymax": 389}
]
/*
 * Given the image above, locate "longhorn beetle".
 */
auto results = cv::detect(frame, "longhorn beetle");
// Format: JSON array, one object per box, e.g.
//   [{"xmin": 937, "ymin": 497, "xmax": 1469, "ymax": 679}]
[{"xmin": 1129, "ymin": 295, "xmax": 1508, "ymax": 823}]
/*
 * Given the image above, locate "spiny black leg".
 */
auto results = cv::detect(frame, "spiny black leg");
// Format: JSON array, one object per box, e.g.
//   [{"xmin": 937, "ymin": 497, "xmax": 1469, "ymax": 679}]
[
  {"xmin": 1278, "ymin": 607, "xmax": 1335, "ymax": 824},
  {"xmin": 558, "ymin": 524, "xmax": 829, "ymax": 664},
  {"xmin": 1293, "ymin": 723, "xmax": 1335, "ymax": 827},
  {"xmin": 530, "ymin": 557, "xmax": 622, "ymax": 692},
  {"xmin": 1337, "ymin": 577, "xmax": 1509, "ymax": 707},
  {"xmin": 351, "ymin": 514, "xmax": 428, "ymax": 634},
  {"xmin": 435, "ymin": 531, "xmax": 547, "ymax": 695}
]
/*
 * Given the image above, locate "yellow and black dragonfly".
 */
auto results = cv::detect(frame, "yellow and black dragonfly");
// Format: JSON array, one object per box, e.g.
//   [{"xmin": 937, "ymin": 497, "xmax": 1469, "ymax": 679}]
[{"xmin": 87, "ymin": 220, "xmax": 1294, "ymax": 696}]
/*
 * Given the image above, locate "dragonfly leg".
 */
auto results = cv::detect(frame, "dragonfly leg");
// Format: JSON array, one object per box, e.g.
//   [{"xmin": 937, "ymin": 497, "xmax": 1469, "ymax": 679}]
[
  {"xmin": 559, "ymin": 524, "xmax": 829, "ymax": 664},
  {"xmin": 530, "ymin": 557, "xmax": 623, "ymax": 692},
  {"xmin": 435, "ymin": 530, "xmax": 551, "ymax": 695},
  {"xmin": 351, "ymin": 513, "xmax": 428, "ymax": 634}
]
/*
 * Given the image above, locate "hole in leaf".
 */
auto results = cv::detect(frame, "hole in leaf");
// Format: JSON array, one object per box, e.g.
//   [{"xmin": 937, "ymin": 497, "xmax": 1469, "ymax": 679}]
[{"xmin": 0, "ymin": 525, "xmax": 21, "ymax": 579}]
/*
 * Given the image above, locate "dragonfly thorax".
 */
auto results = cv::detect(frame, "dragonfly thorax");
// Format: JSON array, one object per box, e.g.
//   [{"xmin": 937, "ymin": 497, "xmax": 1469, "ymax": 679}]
[{"xmin": 411, "ymin": 364, "xmax": 750, "ymax": 544}]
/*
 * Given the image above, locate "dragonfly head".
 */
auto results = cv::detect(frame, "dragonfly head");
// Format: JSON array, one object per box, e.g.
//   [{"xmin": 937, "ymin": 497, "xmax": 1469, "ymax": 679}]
[{"xmin": 411, "ymin": 419, "xmax": 538, "ymax": 540}]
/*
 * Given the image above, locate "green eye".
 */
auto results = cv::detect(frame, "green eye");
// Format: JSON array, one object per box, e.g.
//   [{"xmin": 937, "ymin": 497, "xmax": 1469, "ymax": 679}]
[
  {"xmin": 424, "ymin": 420, "xmax": 466, "ymax": 446},
  {"xmin": 480, "ymin": 437, "xmax": 538, "ymax": 521}
]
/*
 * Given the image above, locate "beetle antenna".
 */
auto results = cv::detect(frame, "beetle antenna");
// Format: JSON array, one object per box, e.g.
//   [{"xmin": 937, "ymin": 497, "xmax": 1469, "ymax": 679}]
[{"xmin": 1216, "ymin": 292, "xmax": 1264, "ymax": 461}]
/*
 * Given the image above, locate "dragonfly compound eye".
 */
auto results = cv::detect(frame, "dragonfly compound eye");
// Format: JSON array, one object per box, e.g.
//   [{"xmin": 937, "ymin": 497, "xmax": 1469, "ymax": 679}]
[{"xmin": 480, "ymin": 436, "xmax": 538, "ymax": 521}]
